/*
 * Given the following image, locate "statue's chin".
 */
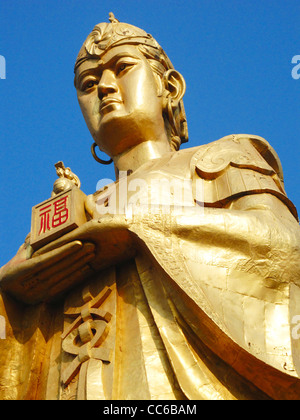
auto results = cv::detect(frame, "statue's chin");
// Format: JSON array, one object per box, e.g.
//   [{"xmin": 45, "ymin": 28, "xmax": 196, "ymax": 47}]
[{"xmin": 97, "ymin": 111, "xmax": 156, "ymax": 157}]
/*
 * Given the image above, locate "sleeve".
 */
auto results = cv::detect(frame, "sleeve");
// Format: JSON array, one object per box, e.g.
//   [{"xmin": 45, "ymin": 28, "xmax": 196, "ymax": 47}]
[{"xmin": 191, "ymin": 134, "xmax": 298, "ymax": 220}]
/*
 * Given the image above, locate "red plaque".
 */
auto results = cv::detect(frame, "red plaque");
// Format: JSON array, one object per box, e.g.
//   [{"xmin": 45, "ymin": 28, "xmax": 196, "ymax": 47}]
[{"xmin": 30, "ymin": 187, "xmax": 87, "ymax": 251}]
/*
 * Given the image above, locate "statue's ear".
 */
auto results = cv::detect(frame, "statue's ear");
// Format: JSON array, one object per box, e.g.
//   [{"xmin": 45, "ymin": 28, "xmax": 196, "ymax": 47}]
[{"xmin": 163, "ymin": 69, "xmax": 186, "ymax": 108}]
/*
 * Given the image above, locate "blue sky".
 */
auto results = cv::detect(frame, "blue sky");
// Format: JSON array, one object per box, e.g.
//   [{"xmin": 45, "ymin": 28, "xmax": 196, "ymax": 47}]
[{"xmin": 0, "ymin": 0, "xmax": 299, "ymax": 267}]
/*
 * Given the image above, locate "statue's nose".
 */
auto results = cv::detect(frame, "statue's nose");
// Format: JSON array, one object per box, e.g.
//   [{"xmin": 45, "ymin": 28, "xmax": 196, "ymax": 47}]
[{"xmin": 98, "ymin": 69, "xmax": 117, "ymax": 100}]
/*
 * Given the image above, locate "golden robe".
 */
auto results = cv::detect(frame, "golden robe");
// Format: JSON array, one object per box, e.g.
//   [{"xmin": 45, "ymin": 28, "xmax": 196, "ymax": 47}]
[{"xmin": 1, "ymin": 134, "xmax": 300, "ymax": 400}]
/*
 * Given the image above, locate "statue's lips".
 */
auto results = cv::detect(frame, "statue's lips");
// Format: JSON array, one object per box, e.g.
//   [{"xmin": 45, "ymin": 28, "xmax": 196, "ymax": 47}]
[{"xmin": 100, "ymin": 98, "xmax": 122, "ymax": 113}]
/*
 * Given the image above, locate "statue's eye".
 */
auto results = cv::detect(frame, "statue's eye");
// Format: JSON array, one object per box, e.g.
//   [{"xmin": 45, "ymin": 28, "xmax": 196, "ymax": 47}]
[
  {"xmin": 82, "ymin": 80, "xmax": 98, "ymax": 91},
  {"xmin": 116, "ymin": 63, "xmax": 128, "ymax": 75},
  {"xmin": 86, "ymin": 80, "xmax": 97, "ymax": 89}
]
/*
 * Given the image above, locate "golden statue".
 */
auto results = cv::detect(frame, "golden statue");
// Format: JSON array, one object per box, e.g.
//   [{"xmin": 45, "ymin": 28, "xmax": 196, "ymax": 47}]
[{"xmin": 1, "ymin": 13, "xmax": 300, "ymax": 400}]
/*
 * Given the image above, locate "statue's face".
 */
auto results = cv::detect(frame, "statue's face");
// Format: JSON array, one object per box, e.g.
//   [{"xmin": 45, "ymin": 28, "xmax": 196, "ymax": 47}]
[{"xmin": 75, "ymin": 45, "xmax": 166, "ymax": 157}]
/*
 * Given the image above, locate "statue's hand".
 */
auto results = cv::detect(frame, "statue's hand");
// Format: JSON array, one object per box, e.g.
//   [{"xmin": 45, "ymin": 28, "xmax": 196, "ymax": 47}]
[
  {"xmin": 0, "ymin": 239, "xmax": 96, "ymax": 305},
  {"xmin": 35, "ymin": 215, "xmax": 134, "ymax": 267},
  {"xmin": 0, "ymin": 216, "xmax": 135, "ymax": 305}
]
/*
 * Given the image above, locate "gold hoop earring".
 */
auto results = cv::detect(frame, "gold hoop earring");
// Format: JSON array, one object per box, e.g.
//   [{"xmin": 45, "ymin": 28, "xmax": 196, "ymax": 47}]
[{"xmin": 91, "ymin": 143, "xmax": 113, "ymax": 165}]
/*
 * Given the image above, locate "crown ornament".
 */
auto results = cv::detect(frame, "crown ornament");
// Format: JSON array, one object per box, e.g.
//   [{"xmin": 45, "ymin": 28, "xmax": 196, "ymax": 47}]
[
  {"xmin": 108, "ymin": 12, "xmax": 119, "ymax": 23},
  {"xmin": 75, "ymin": 12, "xmax": 162, "ymax": 71}
]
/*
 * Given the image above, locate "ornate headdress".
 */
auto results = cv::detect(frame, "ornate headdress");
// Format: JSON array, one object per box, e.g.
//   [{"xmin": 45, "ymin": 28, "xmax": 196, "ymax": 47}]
[{"xmin": 75, "ymin": 13, "xmax": 172, "ymax": 71}]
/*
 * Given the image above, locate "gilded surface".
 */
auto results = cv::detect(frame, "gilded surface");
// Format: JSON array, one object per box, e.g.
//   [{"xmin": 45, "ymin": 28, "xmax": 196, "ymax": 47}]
[{"xmin": 0, "ymin": 13, "xmax": 300, "ymax": 400}]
